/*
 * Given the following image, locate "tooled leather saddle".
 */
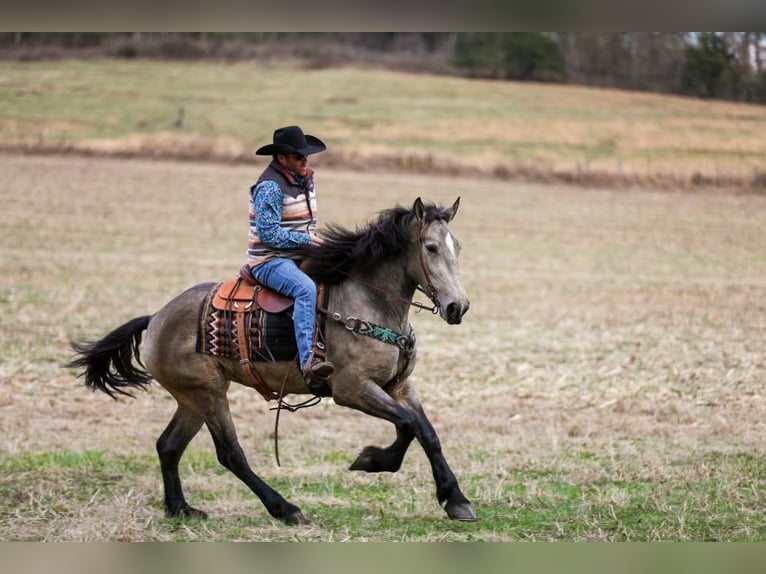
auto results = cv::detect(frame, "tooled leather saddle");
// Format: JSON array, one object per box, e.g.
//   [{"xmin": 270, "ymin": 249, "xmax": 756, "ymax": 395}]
[
  {"xmin": 196, "ymin": 265, "xmax": 325, "ymax": 401},
  {"xmin": 212, "ymin": 265, "xmax": 294, "ymax": 314}
]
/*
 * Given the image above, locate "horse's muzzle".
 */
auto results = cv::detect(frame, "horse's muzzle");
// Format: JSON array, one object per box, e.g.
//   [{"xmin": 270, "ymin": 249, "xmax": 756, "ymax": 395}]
[{"xmin": 445, "ymin": 300, "xmax": 469, "ymax": 325}]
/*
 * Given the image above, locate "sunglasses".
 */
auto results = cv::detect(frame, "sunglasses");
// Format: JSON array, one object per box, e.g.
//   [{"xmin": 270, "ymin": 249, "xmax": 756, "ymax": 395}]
[{"xmin": 290, "ymin": 153, "xmax": 306, "ymax": 161}]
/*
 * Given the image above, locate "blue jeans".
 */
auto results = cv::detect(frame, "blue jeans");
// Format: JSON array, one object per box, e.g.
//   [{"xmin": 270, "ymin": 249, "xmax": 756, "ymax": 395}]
[{"xmin": 251, "ymin": 258, "xmax": 316, "ymax": 369}]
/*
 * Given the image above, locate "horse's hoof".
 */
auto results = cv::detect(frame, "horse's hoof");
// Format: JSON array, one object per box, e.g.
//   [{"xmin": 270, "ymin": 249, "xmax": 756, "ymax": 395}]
[
  {"xmin": 168, "ymin": 505, "xmax": 208, "ymax": 520},
  {"xmin": 349, "ymin": 446, "xmax": 400, "ymax": 473},
  {"xmin": 284, "ymin": 510, "xmax": 311, "ymax": 525},
  {"xmin": 349, "ymin": 449, "xmax": 375, "ymax": 472},
  {"xmin": 444, "ymin": 501, "xmax": 478, "ymax": 522},
  {"xmin": 349, "ymin": 446, "xmax": 379, "ymax": 472}
]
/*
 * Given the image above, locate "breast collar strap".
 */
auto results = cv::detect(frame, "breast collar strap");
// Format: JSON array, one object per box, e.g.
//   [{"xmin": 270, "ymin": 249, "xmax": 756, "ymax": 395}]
[{"xmin": 321, "ymin": 310, "xmax": 416, "ymax": 354}]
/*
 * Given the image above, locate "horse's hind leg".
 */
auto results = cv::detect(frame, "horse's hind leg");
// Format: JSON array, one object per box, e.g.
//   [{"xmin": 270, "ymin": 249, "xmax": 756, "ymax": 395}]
[
  {"xmin": 203, "ymin": 393, "xmax": 309, "ymax": 525},
  {"xmin": 156, "ymin": 406, "xmax": 207, "ymax": 519}
]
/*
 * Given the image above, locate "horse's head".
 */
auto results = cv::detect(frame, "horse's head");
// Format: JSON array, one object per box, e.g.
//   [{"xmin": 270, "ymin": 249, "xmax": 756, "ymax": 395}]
[{"xmin": 411, "ymin": 197, "xmax": 470, "ymax": 325}]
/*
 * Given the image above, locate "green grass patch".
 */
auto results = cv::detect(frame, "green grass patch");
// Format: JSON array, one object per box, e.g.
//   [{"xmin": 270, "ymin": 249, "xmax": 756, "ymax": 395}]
[
  {"xmin": 0, "ymin": 450, "xmax": 107, "ymax": 473},
  {"xmin": 1, "ymin": 447, "xmax": 765, "ymax": 540}
]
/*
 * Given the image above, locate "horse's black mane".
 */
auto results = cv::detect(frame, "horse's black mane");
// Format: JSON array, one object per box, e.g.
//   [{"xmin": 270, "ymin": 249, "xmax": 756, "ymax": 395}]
[{"xmin": 300, "ymin": 201, "xmax": 452, "ymax": 285}]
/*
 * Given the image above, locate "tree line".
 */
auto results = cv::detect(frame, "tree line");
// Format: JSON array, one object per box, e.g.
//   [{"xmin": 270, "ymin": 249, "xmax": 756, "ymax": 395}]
[{"xmin": 3, "ymin": 32, "xmax": 765, "ymax": 104}]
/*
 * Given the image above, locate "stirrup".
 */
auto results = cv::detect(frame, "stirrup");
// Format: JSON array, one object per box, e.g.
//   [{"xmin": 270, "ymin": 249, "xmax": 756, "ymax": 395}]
[{"xmin": 303, "ymin": 359, "xmax": 334, "ymax": 396}]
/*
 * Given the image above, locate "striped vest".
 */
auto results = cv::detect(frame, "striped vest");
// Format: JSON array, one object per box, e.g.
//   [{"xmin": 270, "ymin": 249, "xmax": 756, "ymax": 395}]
[{"xmin": 247, "ymin": 162, "xmax": 318, "ymax": 267}]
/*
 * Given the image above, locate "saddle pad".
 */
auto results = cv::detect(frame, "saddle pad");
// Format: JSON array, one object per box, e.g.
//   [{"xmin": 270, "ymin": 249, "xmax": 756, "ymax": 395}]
[{"xmin": 196, "ymin": 283, "xmax": 298, "ymax": 363}]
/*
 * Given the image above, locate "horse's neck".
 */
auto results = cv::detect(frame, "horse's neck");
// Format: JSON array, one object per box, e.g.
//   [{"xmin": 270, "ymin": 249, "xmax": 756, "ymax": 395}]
[{"xmin": 330, "ymin": 257, "xmax": 416, "ymax": 327}]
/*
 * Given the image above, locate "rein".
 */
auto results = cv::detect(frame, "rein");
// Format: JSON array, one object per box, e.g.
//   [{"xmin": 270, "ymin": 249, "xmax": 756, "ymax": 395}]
[
  {"xmin": 329, "ymin": 220, "xmax": 443, "ymax": 316},
  {"xmin": 315, "ymin": 219, "xmax": 439, "ymax": 357},
  {"xmin": 335, "ymin": 271, "xmax": 439, "ymax": 315}
]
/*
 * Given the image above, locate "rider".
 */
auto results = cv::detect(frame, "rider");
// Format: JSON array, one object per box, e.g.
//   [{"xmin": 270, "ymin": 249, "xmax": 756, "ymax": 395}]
[{"xmin": 247, "ymin": 125, "xmax": 334, "ymax": 392}]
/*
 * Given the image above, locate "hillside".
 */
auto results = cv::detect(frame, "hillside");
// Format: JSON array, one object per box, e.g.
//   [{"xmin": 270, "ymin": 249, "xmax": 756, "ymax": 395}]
[{"xmin": 1, "ymin": 59, "xmax": 765, "ymax": 191}]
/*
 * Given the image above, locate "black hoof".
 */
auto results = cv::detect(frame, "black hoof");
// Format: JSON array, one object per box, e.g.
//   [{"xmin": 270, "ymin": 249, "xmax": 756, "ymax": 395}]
[
  {"xmin": 349, "ymin": 447, "xmax": 377, "ymax": 472},
  {"xmin": 167, "ymin": 504, "xmax": 208, "ymax": 520},
  {"xmin": 283, "ymin": 510, "xmax": 310, "ymax": 525},
  {"xmin": 444, "ymin": 501, "xmax": 477, "ymax": 522},
  {"xmin": 349, "ymin": 446, "xmax": 400, "ymax": 473}
]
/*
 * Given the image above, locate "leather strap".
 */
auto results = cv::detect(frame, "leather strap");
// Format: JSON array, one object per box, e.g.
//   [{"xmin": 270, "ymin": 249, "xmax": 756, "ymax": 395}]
[
  {"xmin": 235, "ymin": 307, "xmax": 277, "ymax": 401},
  {"xmin": 311, "ymin": 284, "xmax": 328, "ymax": 362}
]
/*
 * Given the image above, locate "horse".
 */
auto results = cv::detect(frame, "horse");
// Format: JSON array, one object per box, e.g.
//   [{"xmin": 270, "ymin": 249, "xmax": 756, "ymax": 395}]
[{"xmin": 65, "ymin": 197, "xmax": 476, "ymax": 525}]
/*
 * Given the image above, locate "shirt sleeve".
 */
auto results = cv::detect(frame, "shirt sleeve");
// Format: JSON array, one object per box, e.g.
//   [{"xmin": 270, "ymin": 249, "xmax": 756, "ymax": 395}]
[{"xmin": 252, "ymin": 180, "xmax": 311, "ymax": 249}]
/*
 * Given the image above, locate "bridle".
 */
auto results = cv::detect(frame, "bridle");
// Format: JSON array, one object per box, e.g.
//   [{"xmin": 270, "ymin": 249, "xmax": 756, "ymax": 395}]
[
  {"xmin": 328, "ymin": 218, "xmax": 442, "ymax": 315},
  {"xmin": 415, "ymin": 220, "xmax": 441, "ymax": 314}
]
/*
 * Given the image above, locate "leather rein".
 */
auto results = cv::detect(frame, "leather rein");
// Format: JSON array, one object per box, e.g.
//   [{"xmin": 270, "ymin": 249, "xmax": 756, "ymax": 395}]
[{"xmin": 333, "ymin": 220, "xmax": 442, "ymax": 316}]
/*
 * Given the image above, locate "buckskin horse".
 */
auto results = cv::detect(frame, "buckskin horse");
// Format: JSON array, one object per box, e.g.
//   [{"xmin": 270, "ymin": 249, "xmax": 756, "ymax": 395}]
[{"xmin": 66, "ymin": 197, "xmax": 476, "ymax": 524}]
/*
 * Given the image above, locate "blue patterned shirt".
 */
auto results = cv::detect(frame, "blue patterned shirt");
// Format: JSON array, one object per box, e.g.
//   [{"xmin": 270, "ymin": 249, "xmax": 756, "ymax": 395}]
[{"xmin": 252, "ymin": 179, "xmax": 311, "ymax": 249}]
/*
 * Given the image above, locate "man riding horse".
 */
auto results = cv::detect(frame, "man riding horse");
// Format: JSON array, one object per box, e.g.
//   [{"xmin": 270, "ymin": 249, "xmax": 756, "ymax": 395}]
[
  {"xmin": 246, "ymin": 126, "xmax": 335, "ymax": 393},
  {"xmin": 66, "ymin": 130, "xmax": 475, "ymax": 523}
]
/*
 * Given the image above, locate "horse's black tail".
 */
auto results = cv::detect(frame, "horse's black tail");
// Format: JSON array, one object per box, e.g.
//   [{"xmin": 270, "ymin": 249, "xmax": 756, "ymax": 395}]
[{"xmin": 64, "ymin": 315, "xmax": 153, "ymax": 400}]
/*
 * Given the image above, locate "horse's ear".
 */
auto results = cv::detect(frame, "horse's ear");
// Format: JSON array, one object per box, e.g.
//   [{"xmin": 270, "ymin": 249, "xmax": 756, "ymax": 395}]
[
  {"xmin": 447, "ymin": 197, "xmax": 461, "ymax": 221},
  {"xmin": 413, "ymin": 197, "xmax": 426, "ymax": 222}
]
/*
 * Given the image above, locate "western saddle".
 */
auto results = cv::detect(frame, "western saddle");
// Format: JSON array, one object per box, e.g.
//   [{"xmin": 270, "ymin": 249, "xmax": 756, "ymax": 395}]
[
  {"xmin": 210, "ymin": 265, "xmax": 293, "ymax": 400},
  {"xmin": 211, "ymin": 265, "xmax": 327, "ymax": 400}
]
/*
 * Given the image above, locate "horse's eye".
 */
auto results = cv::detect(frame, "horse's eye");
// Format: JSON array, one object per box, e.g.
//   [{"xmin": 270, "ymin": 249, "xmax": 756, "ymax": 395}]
[{"xmin": 426, "ymin": 244, "xmax": 439, "ymax": 255}]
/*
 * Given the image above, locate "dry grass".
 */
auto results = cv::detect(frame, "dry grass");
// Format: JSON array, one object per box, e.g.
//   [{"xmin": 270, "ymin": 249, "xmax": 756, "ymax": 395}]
[
  {"xmin": 2, "ymin": 153, "xmax": 766, "ymax": 540},
  {"xmin": 1, "ymin": 60, "xmax": 765, "ymax": 192}
]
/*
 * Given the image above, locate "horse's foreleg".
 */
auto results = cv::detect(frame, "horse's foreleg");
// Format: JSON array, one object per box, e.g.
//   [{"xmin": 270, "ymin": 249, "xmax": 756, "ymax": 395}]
[
  {"xmin": 156, "ymin": 406, "xmax": 206, "ymax": 519},
  {"xmin": 348, "ymin": 425, "xmax": 414, "ymax": 473},
  {"xmin": 336, "ymin": 381, "xmax": 418, "ymax": 473},
  {"xmin": 203, "ymin": 394, "xmax": 309, "ymax": 525},
  {"xmin": 406, "ymin": 399, "xmax": 477, "ymax": 521},
  {"xmin": 336, "ymin": 380, "xmax": 475, "ymax": 520}
]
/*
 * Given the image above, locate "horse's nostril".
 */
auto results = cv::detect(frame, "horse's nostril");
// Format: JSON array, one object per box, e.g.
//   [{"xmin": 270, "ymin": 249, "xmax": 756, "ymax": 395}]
[{"xmin": 447, "ymin": 303, "xmax": 460, "ymax": 321}]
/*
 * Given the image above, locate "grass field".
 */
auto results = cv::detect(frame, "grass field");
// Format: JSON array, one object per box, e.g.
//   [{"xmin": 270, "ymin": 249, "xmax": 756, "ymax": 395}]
[
  {"xmin": 1, "ymin": 59, "xmax": 766, "ymax": 191},
  {"xmin": 2, "ymin": 150, "xmax": 766, "ymax": 541}
]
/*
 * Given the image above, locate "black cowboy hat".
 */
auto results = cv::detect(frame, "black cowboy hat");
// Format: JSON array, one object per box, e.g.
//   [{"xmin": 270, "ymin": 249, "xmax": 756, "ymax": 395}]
[{"xmin": 255, "ymin": 125, "xmax": 326, "ymax": 156}]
